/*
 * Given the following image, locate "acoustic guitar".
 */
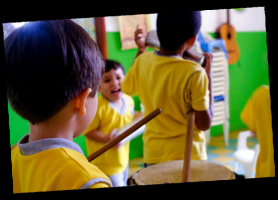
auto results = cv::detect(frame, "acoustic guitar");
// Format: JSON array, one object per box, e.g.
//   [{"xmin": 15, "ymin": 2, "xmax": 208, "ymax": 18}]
[{"xmin": 216, "ymin": 9, "xmax": 240, "ymax": 64}]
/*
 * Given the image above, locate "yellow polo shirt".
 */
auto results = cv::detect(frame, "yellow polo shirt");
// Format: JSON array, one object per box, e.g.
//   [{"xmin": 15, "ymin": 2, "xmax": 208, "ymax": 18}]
[
  {"xmin": 83, "ymin": 94, "xmax": 134, "ymax": 176},
  {"xmin": 121, "ymin": 51, "xmax": 209, "ymax": 163},
  {"xmin": 241, "ymin": 85, "xmax": 275, "ymax": 178},
  {"xmin": 11, "ymin": 135, "xmax": 111, "ymax": 193}
]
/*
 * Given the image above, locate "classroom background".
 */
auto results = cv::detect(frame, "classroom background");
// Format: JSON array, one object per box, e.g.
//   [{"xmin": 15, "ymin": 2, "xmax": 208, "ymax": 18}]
[{"xmin": 8, "ymin": 7, "xmax": 269, "ymax": 165}]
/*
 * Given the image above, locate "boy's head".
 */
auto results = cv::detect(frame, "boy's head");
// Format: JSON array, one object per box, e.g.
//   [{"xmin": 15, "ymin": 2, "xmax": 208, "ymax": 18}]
[
  {"xmin": 98, "ymin": 60, "xmax": 125, "ymax": 102},
  {"xmin": 5, "ymin": 20, "xmax": 104, "ymax": 124},
  {"xmin": 156, "ymin": 11, "xmax": 201, "ymax": 50}
]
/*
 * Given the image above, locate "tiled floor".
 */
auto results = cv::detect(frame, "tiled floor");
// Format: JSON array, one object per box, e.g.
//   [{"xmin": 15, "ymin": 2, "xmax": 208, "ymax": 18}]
[{"xmin": 128, "ymin": 129, "xmax": 258, "ymax": 178}]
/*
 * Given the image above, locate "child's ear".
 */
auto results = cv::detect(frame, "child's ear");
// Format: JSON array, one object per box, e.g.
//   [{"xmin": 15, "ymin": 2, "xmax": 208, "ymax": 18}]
[
  {"xmin": 75, "ymin": 88, "xmax": 92, "ymax": 116},
  {"xmin": 187, "ymin": 35, "xmax": 197, "ymax": 47}
]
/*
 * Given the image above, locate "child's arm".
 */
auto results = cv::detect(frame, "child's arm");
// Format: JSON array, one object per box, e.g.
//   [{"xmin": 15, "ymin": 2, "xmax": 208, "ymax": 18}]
[
  {"xmin": 134, "ymin": 25, "xmax": 147, "ymax": 58},
  {"xmin": 194, "ymin": 53, "xmax": 214, "ymax": 131},
  {"xmin": 88, "ymin": 182, "xmax": 110, "ymax": 188},
  {"xmin": 85, "ymin": 128, "xmax": 118, "ymax": 143}
]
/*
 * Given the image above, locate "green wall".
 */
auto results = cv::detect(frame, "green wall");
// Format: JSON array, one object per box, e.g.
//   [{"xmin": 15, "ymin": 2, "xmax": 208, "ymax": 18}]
[
  {"xmin": 227, "ymin": 32, "xmax": 269, "ymax": 129},
  {"xmin": 8, "ymin": 31, "xmax": 269, "ymax": 160}
]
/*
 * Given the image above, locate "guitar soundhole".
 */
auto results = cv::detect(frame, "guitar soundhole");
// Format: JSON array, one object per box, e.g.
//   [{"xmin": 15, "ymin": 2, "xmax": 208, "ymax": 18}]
[{"xmin": 227, "ymin": 33, "xmax": 231, "ymax": 40}]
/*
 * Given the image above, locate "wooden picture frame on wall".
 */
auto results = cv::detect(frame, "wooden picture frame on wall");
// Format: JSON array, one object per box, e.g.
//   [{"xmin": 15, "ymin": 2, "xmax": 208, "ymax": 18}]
[{"xmin": 118, "ymin": 14, "xmax": 150, "ymax": 50}]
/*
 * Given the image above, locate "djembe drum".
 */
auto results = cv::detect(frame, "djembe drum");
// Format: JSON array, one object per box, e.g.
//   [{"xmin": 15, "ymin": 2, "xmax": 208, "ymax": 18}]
[{"xmin": 128, "ymin": 160, "xmax": 235, "ymax": 185}]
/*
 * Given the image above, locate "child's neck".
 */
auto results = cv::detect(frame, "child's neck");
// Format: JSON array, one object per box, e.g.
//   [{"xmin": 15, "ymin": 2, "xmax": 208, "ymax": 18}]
[
  {"xmin": 28, "ymin": 102, "xmax": 77, "ymax": 142},
  {"xmin": 112, "ymin": 98, "xmax": 123, "ymax": 110},
  {"xmin": 157, "ymin": 47, "xmax": 183, "ymax": 57},
  {"xmin": 28, "ymin": 122, "xmax": 75, "ymax": 142},
  {"xmin": 158, "ymin": 43, "xmax": 190, "ymax": 57}
]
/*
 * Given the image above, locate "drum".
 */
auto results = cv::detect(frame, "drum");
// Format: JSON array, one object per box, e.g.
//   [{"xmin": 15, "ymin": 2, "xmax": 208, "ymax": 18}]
[{"xmin": 128, "ymin": 160, "xmax": 235, "ymax": 185}]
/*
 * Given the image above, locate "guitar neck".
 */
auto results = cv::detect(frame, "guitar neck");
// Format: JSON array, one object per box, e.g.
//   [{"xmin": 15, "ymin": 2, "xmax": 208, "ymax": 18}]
[
  {"xmin": 227, "ymin": 9, "xmax": 231, "ymax": 38},
  {"xmin": 227, "ymin": 9, "xmax": 230, "ymax": 26}
]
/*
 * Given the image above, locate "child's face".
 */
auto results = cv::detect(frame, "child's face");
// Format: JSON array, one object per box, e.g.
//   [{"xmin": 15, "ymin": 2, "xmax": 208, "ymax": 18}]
[{"xmin": 98, "ymin": 68, "xmax": 125, "ymax": 102}]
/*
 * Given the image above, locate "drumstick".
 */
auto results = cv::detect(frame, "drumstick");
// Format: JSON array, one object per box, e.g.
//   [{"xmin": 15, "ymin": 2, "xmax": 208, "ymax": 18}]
[
  {"xmin": 145, "ymin": 30, "xmax": 204, "ymax": 65},
  {"xmin": 182, "ymin": 109, "xmax": 195, "ymax": 183},
  {"xmin": 87, "ymin": 108, "xmax": 161, "ymax": 162}
]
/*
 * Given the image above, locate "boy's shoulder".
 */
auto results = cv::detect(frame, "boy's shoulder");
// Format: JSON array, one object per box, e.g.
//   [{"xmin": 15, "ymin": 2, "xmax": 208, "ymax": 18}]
[
  {"xmin": 138, "ymin": 50, "xmax": 154, "ymax": 58},
  {"xmin": 11, "ymin": 144, "xmax": 19, "ymax": 157},
  {"xmin": 251, "ymin": 85, "xmax": 270, "ymax": 109},
  {"xmin": 97, "ymin": 95, "xmax": 111, "ymax": 109},
  {"xmin": 11, "ymin": 135, "xmax": 112, "ymax": 191},
  {"xmin": 60, "ymin": 147, "xmax": 110, "ymax": 181},
  {"xmin": 253, "ymin": 85, "xmax": 269, "ymax": 97},
  {"xmin": 123, "ymin": 93, "xmax": 134, "ymax": 104},
  {"xmin": 139, "ymin": 51, "xmax": 203, "ymax": 69}
]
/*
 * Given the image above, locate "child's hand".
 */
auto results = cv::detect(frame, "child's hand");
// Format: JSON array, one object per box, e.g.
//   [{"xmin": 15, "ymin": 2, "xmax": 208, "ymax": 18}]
[
  {"xmin": 116, "ymin": 141, "xmax": 125, "ymax": 149},
  {"xmin": 106, "ymin": 128, "xmax": 118, "ymax": 142},
  {"xmin": 134, "ymin": 25, "xmax": 147, "ymax": 52},
  {"xmin": 106, "ymin": 128, "xmax": 125, "ymax": 149},
  {"xmin": 201, "ymin": 52, "xmax": 213, "ymax": 77},
  {"xmin": 109, "ymin": 128, "xmax": 124, "ymax": 149}
]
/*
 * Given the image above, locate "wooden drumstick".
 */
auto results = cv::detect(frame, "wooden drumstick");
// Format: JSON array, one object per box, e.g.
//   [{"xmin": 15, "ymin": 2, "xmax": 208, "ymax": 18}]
[
  {"xmin": 87, "ymin": 108, "xmax": 162, "ymax": 162},
  {"xmin": 145, "ymin": 30, "xmax": 204, "ymax": 65},
  {"xmin": 182, "ymin": 109, "xmax": 195, "ymax": 183}
]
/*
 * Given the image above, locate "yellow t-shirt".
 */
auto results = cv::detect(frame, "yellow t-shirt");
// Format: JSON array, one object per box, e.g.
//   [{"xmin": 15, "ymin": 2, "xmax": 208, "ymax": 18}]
[
  {"xmin": 11, "ymin": 135, "xmax": 111, "ymax": 193},
  {"xmin": 241, "ymin": 85, "xmax": 275, "ymax": 178},
  {"xmin": 83, "ymin": 94, "xmax": 134, "ymax": 175},
  {"xmin": 121, "ymin": 51, "xmax": 209, "ymax": 163}
]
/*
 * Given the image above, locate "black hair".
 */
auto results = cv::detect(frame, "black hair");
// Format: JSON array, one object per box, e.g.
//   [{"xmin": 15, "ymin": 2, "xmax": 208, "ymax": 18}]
[
  {"xmin": 156, "ymin": 11, "xmax": 201, "ymax": 50},
  {"xmin": 105, "ymin": 59, "xmax": 125, "ymax": 75},
  {"xmin": 5, "ymin": 19, "xmax": 104, "ymax": 124}
]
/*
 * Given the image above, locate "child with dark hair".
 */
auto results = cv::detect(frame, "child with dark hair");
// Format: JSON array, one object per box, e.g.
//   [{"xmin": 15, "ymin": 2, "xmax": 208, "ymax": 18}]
[
  {"xmin": 156, "ymin": 12, "xmax": 202, "ymax": 51},
  {"xmin": 7, "ymin": 20, "xmax": 112, "ymax": 193},
  {"xmin": 83, "ymin": 59, "xmax": 135, "ymax": 187},
  {"xmin": 122, "ymin": 12, "xmax": 214, "ymax": 165}
]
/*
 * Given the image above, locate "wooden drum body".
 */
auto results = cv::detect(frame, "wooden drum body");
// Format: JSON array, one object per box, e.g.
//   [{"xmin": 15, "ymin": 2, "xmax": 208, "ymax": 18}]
[{"xmin": 129, "ymin": 160, "xmax": 235, "ymax": 185}]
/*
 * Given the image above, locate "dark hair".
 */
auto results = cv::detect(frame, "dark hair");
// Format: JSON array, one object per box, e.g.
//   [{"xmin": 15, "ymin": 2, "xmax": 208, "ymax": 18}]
[
  {"xmin": 5, "ymin": 19, "xmax": 104, "ymax": 124},
  {"xmin": 156, "ymin": 11, "xmax": 201, "ymax": 50},
  {"xmin": 104, "ymin": 59, "xmax": 125, "ymax": 75}
]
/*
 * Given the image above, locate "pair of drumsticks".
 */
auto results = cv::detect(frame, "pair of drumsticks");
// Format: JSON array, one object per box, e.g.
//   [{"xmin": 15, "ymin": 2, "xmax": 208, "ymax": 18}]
[{"xmin": 87, "ymin": 108, "xmax": 195, "ymax": 183}]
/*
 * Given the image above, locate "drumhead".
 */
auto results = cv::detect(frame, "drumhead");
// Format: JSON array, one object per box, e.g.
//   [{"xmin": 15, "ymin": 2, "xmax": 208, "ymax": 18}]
[{"xmin": 132, "ymin": 160, "xmax": 235, "ymax": 185}]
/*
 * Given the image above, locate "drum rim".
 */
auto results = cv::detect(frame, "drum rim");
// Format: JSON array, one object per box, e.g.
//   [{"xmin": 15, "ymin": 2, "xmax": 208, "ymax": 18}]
[{"xmin": 129, "ymin": 160, "xmax": 235, "ymax": 185}]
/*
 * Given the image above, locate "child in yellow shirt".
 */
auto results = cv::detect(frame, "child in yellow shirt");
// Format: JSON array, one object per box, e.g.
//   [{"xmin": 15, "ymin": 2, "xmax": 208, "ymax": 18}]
[
  {"xmin": 7, "ymin": 20, "xmax": 111, "ymax": 193},
  {"xmin": 122, "ymin": 12, "xmax": 213, "ymax": 165},
  {"xmin": 84, "ymin": 60, "xmax": 135, "ymax": 187},
  {"xmin": 241, "ymin": 85, "xmax": 275, "ymax": 178}
]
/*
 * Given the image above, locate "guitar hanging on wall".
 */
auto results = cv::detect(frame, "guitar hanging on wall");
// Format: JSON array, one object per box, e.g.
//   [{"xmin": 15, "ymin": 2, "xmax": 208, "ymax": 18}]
[{"xmin": 216, "ymin": 9, "xmax": 240, "ymax": 64}]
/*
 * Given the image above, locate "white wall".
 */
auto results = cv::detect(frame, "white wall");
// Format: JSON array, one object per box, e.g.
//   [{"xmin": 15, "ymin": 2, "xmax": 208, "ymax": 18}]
[{"xmin": 105, "ymin": 7, "xmax": 266, "ymax": 33}]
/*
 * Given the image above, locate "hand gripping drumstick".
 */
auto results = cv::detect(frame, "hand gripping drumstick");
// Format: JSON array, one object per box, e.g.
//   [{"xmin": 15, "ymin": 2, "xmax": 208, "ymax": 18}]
[
  {"xmin": 182, "ymin": 109, "xmax": 195, "ymax": 183},
  {"xmin": 87, "ymin": 108, "xmax": 162, "ymax": 162}
]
